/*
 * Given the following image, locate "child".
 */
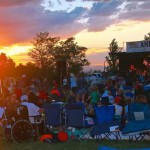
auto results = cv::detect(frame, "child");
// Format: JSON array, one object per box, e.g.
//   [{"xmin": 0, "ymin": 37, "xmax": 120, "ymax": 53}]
[{"xmin": 87, "ymin": 86, "xmax": 100, "ymax": 106}]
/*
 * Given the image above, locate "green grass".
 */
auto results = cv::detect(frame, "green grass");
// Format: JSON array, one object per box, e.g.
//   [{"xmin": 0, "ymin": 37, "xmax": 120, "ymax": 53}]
[{"xmin": 0, "ymin": 138, "xmax": 150, "ymax": 150}]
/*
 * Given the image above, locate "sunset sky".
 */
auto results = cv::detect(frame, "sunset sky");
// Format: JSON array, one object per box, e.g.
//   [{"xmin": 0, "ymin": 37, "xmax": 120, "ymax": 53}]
[{"xmin": 0, "ymin": 0, "xmax": 150, "ymax": 71}]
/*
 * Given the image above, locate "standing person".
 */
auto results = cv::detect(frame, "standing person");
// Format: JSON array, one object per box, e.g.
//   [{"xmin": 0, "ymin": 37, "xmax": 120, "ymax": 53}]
[
  {"xmin": 69, "ymin": 73, "xmax": 77, "ymax": 95},
  {"xmin": 76, "ymin": 72, "xmax": 88, "ymax": 102},
  {"xmin": 87, "ymin": 85, "xmax": 100, "ymax": 106},
  {"xmin": 90, "ymin": 74, "xmax": 97, "ymax": 88},
  {"xmin": 62, "ymin": 76, "xmax": 68, "ymax": 90}
]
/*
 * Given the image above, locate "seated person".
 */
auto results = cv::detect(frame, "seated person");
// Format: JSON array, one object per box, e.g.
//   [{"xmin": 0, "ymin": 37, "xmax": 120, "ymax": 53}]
[
  {"xmin": 50, "ymin": 87, "xmax": 61, "ymax": 101},
  {"xmin": 113, "ymin": 96, "xmax": 123, "ymax": 119},
  {"xmin": 5, "ymin": 93, "xmax": 20, "ymax": 121},
  {"xmin": 101, "ymin": 94, "xmax": 111, "ymax": 106},
  {"xmin": 21, "ymin": 96, "xmax": 45, "ymax": 136},
  {"xmin": 87, "ymin": 85, "xmax": 100, "ymax": 107},
  {"xmin": 67, "ymin": 90, "xmax": 76, "ymax": 104},
  {"xmin": 21, "ymin": 96, "xmax": 43, "ymax": 123}
]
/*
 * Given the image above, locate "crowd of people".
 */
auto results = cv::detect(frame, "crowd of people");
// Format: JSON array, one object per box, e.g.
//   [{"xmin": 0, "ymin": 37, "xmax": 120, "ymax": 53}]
[{"xmin": 0, "ymin": 70, "xmax": 150, "ymax": 138}]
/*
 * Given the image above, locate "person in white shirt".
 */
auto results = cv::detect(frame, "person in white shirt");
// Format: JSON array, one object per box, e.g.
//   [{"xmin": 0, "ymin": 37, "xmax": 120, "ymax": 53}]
[
  {"xmin": 21, "ymin": 97, "xmax": 43, "ymax": 123},
  {"xmin": 113, "ymin": 96, "xmax": 123, "ymax": 119}
]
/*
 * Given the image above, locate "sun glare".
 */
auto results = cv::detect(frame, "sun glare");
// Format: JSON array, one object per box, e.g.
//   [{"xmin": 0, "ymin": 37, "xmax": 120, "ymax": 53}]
[
  {"xmin": 0, "ymin": 45, "xmax": 32, "ymax": 65},
  {"xmin": 2, "ymin": 45, "xmax": 32, "ymax": 56}
]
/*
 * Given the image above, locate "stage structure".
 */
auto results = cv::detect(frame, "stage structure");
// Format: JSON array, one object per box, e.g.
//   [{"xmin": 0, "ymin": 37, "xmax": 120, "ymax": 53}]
[{"xmin": 118, "ymin": 40, "xmax": 150, "ymax": 72}]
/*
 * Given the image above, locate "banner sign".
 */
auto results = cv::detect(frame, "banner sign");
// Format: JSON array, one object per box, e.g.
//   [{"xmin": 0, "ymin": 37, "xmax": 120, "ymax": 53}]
[{"xmin": 126, "ymin": 40, "xmax": 150, "ymax": 53}]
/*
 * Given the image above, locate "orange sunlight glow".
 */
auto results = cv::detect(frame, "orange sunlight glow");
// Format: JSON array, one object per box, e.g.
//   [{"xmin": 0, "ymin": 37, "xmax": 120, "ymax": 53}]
[
  {"xmin": 86, "ymin": 48, "xmax": 108, "ymax": 55},
  {"xmin": 0, "ymin": 45, "xmax": 32, "ymax": 65},
  {"xmin": 1, "ymin": 45, "xmax": 32, "ymax": 56}
]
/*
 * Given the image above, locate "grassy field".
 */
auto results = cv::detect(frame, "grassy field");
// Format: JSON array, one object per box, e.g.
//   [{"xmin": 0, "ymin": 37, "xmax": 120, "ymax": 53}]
[{"xmin": 0, "ymin": 138, "xmax": 150, "ymax": 150}]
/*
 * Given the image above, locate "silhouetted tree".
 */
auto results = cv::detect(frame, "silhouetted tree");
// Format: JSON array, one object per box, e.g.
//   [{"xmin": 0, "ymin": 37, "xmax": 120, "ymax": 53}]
[
  {"xmin": 29, "ymin": 32, "xmax": 90, "ymax": 77},
  {"xmin": 15, "ymin": 62, "xmax": 39, "ymax": 79},
  {"xmin": 28, "ymin": 32, "xmax": 59, "ymax": 77},
  {"xmin": 105, "ymin": 39, "xmax": 122, "ymax": 73},
  {"xmin": 0, "ymin": 53, "xmax": 15, "ymax": 79},
  {"xmin": 54, "ymin": 37, "xmax": 90, "ymax": 74}
]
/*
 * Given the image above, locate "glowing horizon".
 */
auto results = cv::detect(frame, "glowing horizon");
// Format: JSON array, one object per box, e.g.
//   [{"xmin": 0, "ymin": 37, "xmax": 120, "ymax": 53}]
[{"xmin": 0, "ymin": 0, "xmax": 150, "ymax": 69}]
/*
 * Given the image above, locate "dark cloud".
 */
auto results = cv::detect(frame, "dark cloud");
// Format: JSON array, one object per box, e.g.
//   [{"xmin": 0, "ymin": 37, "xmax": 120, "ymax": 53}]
[
  {"xmin": 0, "ymin": 0, "xmax": 42, "ymax": 7},
  {"xmin": 126, "ymin": 0, "xmax": 150, "ymax": 1},
  {"xmin": 140, "ymin": 2, "xmax": 150, "ymax": 9},
  {"xmin": 65, "ymin": 0, "xmax": 110, "ymax": 1},
  {"xmin": 86, "ymin": 0, "xmax": 122, "ymax": 32},
  {"xmin": 0, "ymin": 3, "xmax": 86, "ymax": 46},
  {"xmin": 88, "ymin": 0, "xmax": 122, "ymax": 17},
  {"xmin": 87, "ymin": 17, "xmax": 115, "ymax": 31},
  {"xmin": 118, "ymin": 0, "xmax": 150, "ymax": 21},
  {"xmin": 0, "ymin": 0, "xmax": 149, "ymax": 46},
  {"xmin": 119, "ymin": 9, "xmax": 150, "ymax": 21},
  {"xmin": 83, "ymin": 0, "xmax": 110, "ymax": 1}
]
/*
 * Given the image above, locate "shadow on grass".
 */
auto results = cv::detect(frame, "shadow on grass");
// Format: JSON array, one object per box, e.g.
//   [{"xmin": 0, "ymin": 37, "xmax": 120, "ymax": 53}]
[{"xmin": 0, "ymin": 138, "xmax": 150, "ymax": 150}]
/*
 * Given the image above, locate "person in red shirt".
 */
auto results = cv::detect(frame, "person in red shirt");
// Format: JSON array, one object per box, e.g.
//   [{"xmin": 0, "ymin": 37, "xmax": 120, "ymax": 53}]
[{"xmin": 50, "ymin": 87, "xmax": 61, "ymax": 101}]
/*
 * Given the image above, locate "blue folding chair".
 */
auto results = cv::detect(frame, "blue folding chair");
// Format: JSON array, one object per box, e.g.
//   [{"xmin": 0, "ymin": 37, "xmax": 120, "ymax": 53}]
[
  {"xmin": 91, "ymin": 105, "xmax": 121, "ymax": 142},
  {"xmin": 43, "ymin": 103, "xmax": 62, "ymax": 133},
  {"xmin": 122, "ymin": 102, "xmax": 150, "ymax": 142},
  {"xmin": 65, "ymin": 103, "xmax": 93, "ymax": 142}
]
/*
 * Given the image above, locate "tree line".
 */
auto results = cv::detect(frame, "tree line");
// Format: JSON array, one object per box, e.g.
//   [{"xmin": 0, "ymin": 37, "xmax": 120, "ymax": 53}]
[
  {"xmin": 0, "ymin": 32, "xmax": 90, "ymax": 82},
  {"xmin": 0, "ymin": 32, "xmax": 149, "ymax": 81}
]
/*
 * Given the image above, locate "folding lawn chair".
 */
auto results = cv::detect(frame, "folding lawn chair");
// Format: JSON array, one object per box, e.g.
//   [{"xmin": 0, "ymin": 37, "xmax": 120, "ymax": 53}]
[
  {"xmin": 122, "ymin": 102, "xmax": 150, "ymax": 142},
  {"xmin": 65, "ymin": 103, "xmax": 93, "ymax": 142},
  {"xmin": 91, "ymin": 105, "xmax": 121, "ymax": 142},
  {"xmin": 43, "ymin": 103, "xmax": 62, "ymax": 133}
]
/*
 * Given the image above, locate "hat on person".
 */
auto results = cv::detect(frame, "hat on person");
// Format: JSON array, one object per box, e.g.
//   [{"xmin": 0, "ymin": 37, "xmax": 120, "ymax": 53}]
[{"xmin": 21, "ymin": 95, "xmax": 28, "ymax": 101}]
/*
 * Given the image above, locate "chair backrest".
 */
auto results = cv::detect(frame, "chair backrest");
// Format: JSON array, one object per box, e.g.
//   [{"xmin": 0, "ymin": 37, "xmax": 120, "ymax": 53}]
[
  {"xmin": 43, "ymin": 103, "xmax": 62, "ymax": 126},
  {"xmin": 128, "ymin": 102, "xmax": 150, "ymax": 121},
  {"xmin": 76, "ymin": 102, "xmax": 87, "ymax": 114},
  {"xmin": 94, "ymin": 105, "xmax": 115, "ymax": 124},
  {"xmin": 123, "ymin": 103, "xmax": 150, "ymax": 135},
  {"xmin": 65, "ymin": 103, "xmax": 84, "ymax": 127}
]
